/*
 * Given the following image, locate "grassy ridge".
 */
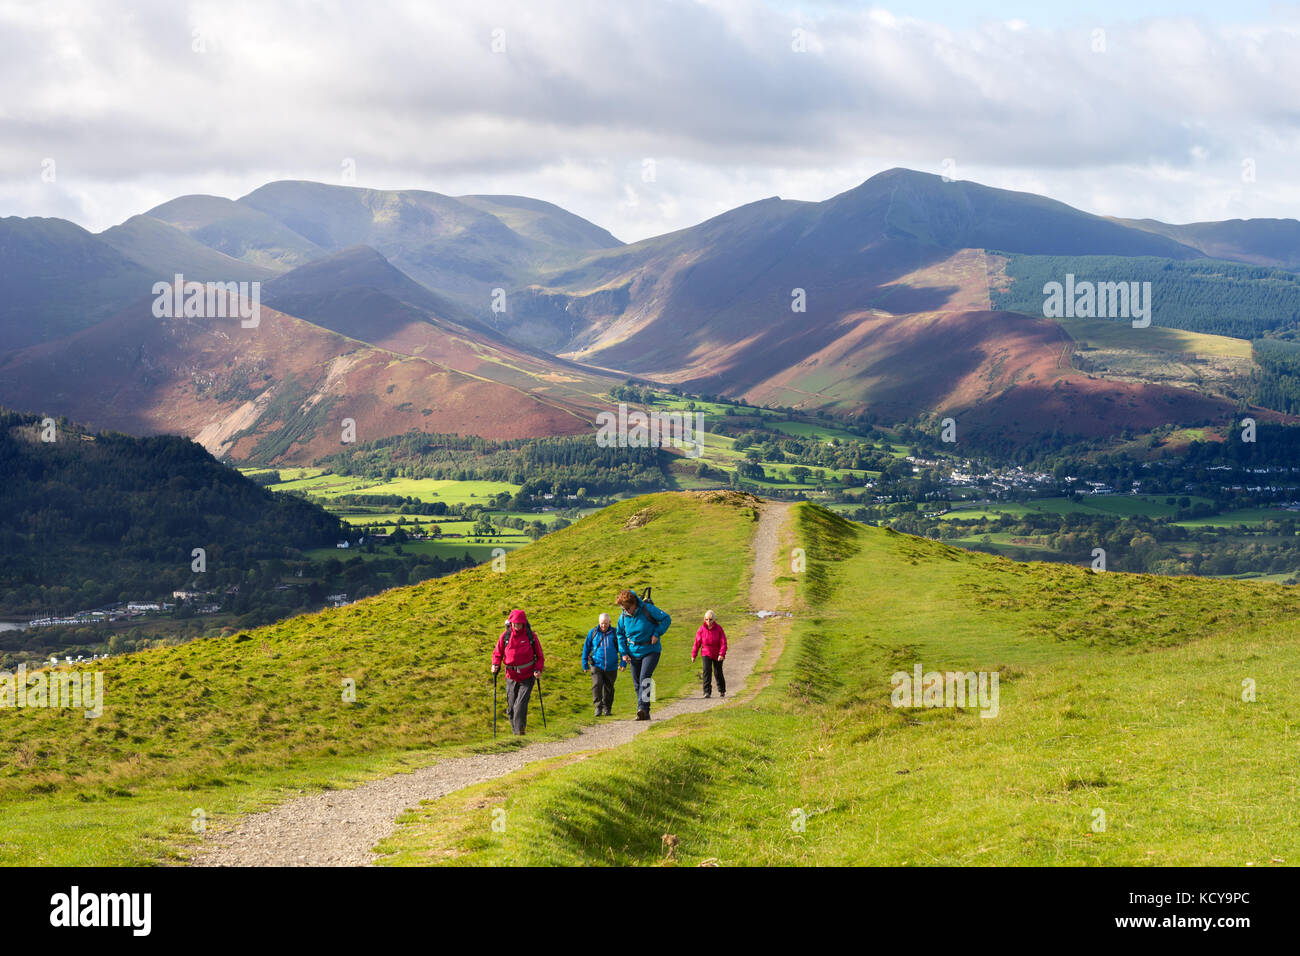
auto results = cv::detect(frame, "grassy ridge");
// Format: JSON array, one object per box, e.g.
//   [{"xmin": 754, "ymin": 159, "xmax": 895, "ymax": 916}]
[
  {"xmin": 0, "ymin": 492, "xmax": 758, "ymax": 864},
  {"xmin": 376, "ymin": 503, "xmax": 1300, "ymax": 865}
]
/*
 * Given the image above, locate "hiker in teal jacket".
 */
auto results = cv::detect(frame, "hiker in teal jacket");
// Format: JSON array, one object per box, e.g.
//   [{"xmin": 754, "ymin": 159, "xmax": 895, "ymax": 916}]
[
  {"xmin": 615, "ymin": 588, "xmax": 671, "ymax": 721},
  {"xmin": 582, "ymin": 612, "xmax": 624, "ymax": 717}
]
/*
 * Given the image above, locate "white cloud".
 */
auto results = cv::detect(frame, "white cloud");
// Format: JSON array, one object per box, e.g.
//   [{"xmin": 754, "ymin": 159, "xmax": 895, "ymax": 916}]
[{"xmin": 0, "ymin": 0, "xmax": 1298, "ymax": 238}]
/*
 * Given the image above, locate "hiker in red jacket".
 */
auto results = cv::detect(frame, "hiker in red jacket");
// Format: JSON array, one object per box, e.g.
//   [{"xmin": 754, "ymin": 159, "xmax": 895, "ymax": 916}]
[
  {"xmin": 691, "ymin": 609, "xmax": 727, "ymax": 699},
  {"xmin": 491, "ymin": 609, "xmax": 545, "ymax": 734}
]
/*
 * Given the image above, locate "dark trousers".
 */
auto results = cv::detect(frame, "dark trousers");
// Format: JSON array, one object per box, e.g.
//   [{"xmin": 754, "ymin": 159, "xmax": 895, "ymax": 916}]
[
  {"xmin": 628, "ymin": 652, "xmax": 661, "ymax": 715},
  {"xmin": 702, "ymin": 656, "xmax": 725, "ymax": 696},
  {"xmin": 591, "ymin": 668, "xmax": 618, "ymax": 713},
  {"xmin": 506, "ymin": 676, "xmax": 534, "ymax": 734}
]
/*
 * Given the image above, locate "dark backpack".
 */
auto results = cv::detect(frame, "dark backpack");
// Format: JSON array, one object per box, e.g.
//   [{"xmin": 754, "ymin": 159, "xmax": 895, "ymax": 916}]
[
  {"xmin": 639, "ymin": 587, "xmax": 662, "ymax": 623},
  {"xmin": 625, "ymin": 587, "xmax": 663, "ymax": 634}
]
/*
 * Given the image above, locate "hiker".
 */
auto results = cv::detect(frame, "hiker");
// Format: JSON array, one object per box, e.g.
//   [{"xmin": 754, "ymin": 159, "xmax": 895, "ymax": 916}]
[
  {"xmin": 691, "ymin": 609, "xmax": 728, "ymax": 699},
  {"xmin": 615, "ymin": 588, "xmax": 671, "ymax": 721},
  {"xmin": 491, "ymin": 609, "xmax": 545, "ymax": 735},
  {"xmin": 582, "ymin": 612, "xmax": 624, "ymax": 716}
]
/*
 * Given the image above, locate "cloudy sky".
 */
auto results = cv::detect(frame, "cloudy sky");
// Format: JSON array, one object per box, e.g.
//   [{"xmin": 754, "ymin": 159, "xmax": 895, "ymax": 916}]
[{"xmin": 2, "ymin": 0, "xmax": 1299, "ymax": 241}]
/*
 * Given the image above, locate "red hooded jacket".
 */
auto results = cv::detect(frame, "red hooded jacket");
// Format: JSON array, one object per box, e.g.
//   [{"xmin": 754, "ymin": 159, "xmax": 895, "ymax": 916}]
[
  {"xmin": 493, "ymin": 609, "xmax": 544, "ymax": 681},
  {"xmin": 692, "ymin": 621, "xmax": 728, "ymax": 660}
]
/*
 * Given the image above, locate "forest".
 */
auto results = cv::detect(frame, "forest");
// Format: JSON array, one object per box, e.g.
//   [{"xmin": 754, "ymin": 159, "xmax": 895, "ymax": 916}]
[
  {"xmin": 992, "ymin": 253, "xmax": 1300, "ymax": 339},
  {"xmin": 0, "ymin": 410, "xmax": 474, "ymax": 665},
  {"xmin": 315, "ymin": 430, "xmax": 670, "ymax": 498}
]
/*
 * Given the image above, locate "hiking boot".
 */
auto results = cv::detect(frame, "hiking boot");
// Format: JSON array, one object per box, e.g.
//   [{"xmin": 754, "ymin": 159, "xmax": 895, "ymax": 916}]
[{"xmin": 636, "ymin": 710, "xmax": 649, "ymax": 721}]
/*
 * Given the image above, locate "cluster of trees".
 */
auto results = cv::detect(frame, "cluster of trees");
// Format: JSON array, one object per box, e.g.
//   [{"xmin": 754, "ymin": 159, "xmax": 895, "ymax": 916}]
[
  {"xmin": 993, "ymin": 254, "xmax": 1300, "ymax": 339},
  {"xmin": 332, "ymin": 493, "xmax": 452, "ymax": 515},
  {"xmin": 0, "ymin": 411, "xmax": 341, "ymax": 615},
  {"xmin": 1251, "ymin": 339, "xmax": 1300, "ymax": 415},
  {"xmin": 317, "ymin": 431, "xmax": 669, "ymax": 498},
  {"xmin": 1183, "ymin": 424, "xmax": 1300, "ymax": 468},
  {"xmin": 729, "ymin": 431, "xmax": 890, "ymax": 473},
  {"xmin": 1, "ymin": 548, "xmax": 477, "ymax": 668},
  {"xmin": 0, "ymin": 410, "xmax": 476, "ymax": 665},
  {"xmin": 875, "ymin": 507, "xmax": 1300, "ymax": 579},
  {"xmin": 607, "ymin": 383, "xmax": 657, "ymax": 404}
]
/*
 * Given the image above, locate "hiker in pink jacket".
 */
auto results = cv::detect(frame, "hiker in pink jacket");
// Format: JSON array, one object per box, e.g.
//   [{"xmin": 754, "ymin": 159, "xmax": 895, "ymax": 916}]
[
  {"xmin": 691, "ymin": 609, "xmax": 728, "ymax": 699},
  {"xmin": 491, "ymin": 609, "xmax": 545, "ymax": 734}
]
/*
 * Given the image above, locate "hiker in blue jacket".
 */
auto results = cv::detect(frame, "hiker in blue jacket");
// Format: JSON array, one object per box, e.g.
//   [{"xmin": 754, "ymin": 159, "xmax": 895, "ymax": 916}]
[
  {"xmin": 582, "ymin": 612, "xmax": 624, "ymax": 717},
  {"xmin": 615, "ymin": 588, "xmax": 671, "ymax": 721}
]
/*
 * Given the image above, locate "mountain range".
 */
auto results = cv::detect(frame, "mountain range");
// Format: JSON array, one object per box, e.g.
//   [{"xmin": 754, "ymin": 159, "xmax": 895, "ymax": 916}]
[{"xmin": 2, "ymin": 168, "xmax": 1297, "ymax": 462}]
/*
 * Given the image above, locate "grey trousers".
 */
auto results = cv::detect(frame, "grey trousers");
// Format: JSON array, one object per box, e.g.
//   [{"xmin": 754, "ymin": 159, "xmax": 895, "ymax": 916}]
[
  {"xmin": 506, "ymin": 676, "xmax": 534, "ymax": 734},
  {"xmin": 591, "ymin": 668, "xmax": 618, "ymax": 712}
]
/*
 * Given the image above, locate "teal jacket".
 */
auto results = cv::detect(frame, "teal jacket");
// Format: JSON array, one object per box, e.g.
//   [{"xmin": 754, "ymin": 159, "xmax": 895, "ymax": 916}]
[{"xmin": 616, "ymin": 600, "xmax": 671, "ymax": 660}]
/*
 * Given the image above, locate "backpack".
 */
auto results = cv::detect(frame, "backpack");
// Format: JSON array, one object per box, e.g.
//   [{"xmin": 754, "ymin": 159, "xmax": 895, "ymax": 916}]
[
  {"xmin": 623, "ymin": 587, "xmax": 663, "ymax": 639},
  {"xmin": 638, "ymin": 587, "xmax": 661, "ymax": 623}
]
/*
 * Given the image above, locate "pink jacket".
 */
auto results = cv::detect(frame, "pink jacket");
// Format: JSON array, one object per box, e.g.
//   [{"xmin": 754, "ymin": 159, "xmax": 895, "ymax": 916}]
[
  {"xmin": 692, "ymin": 622, "xmax": 727, "ymax": 660},
  {"xmin": 493, "ymin": 609, "xmax": 544, "ymax": 681}
]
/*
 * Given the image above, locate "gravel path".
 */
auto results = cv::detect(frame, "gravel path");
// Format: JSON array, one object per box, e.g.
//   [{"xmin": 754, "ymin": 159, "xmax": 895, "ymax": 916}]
[{"xmin": 192, "ymin": 499, "xmax": 792, "ymax": 866}]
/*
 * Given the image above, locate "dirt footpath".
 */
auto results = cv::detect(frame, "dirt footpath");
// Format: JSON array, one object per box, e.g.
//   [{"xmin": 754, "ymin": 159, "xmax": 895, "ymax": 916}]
[{"xmin": 192, "ymin": 500, "xmax": 792, "ymax": 866}]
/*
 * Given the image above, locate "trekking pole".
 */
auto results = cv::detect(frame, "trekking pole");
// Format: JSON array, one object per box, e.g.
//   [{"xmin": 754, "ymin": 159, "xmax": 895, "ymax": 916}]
[
  {"xmin": 493, "ymin": 670, "xmax": 499, "ymax": 738},
  {"xmin": 536, "ymin": 675, "xmax": 547, "ymax": 729}
]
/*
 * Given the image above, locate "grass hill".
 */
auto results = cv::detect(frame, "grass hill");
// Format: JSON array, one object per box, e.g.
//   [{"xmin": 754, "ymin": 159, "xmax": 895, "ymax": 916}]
[
  {"xmin": 97, "ymin": 215, "xmax": 278, "ymax": 283},
  {"xmin": 493, "ymin": 170, "xmax": 1254, "ymax": 435},
  {"xmin": 145, "ymin": 194, "xmax": 328, "ymax": 272},
  {"xmin": 515, "ymin": 167, "xmax": 1205, "ymax": 373},
  {"xmin": 238, "ymin": 180, "xmax": 623, "ymax": 305},
  {"xmin": 374, "ymin": 499, "xmax": 1300, "ymax": 866},
  {"xmin": 9, "ymin": 170, "xmax": 1300, "ymax": 456},
  {"xmin": 1117, "ymin": 217, "xmax": 1300, "ymax": 271},
  {"xmin": 0, "ymin": 410, "xmax": 477, "ymax": 659},
  {"xmin": 991, "ymin": 253, "xmax": 1300, "ymax": 340},
  {"xmin": 0, "ymin": 217, "xmax": 154, "ymax": 351},
  {"xmin": 0, "ymin": 279, "xmax": 604, "ymax": 466},
  {"xmin": 0, "ymin": 491, "xmax": 758, "ymax": 864},
  {"xmin": 3, "ymin": 491, "xmax": 1299, "ymax": 865},
  {"xmin": 0, "ymin": 409, "xmax": 359, "ymax": 660}
]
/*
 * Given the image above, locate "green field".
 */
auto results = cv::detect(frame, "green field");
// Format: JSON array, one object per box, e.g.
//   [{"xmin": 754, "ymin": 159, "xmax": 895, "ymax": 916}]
[
  {"xmin": 932, "ymin": 496, "xmax": 1291, "ymax": 530},
  {"xmin": 243, "ymin": 468, "xmax": 577, "ymax": 562},
  {"xmin": 948, "ymin": 532, "xmax": 1057, "ymax": 553},
  {"xmin": 763, "ymin": 419, "xmax": 871, "ymax": 443},
  {"xmin": 941, "ymin": 495, "xmax": 1216, "ymax": 520},
  {"xmin": 1174, "ymin": 508, "xmax": 1294, "ymax": 528},
  {"xmin": 1059, "ymin": 318, "xmax": 1254, "ymax": 359},
  {"xmin": 262, "ymin": 472, "xmax": 520, "ymax": 504},
  {"xmin": 305, "ymin": 539, "xmax": 531, "ymax": 563}
]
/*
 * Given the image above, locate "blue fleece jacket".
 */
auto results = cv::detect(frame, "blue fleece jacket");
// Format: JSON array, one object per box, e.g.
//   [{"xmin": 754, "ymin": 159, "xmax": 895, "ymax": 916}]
[
  {"xmin": 582, "ymin": 625, "xmax": 622, "ymax": 671},
  {"xmin": 616, "ymin": 600, "xmax": 671, "ymax": 660}
]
